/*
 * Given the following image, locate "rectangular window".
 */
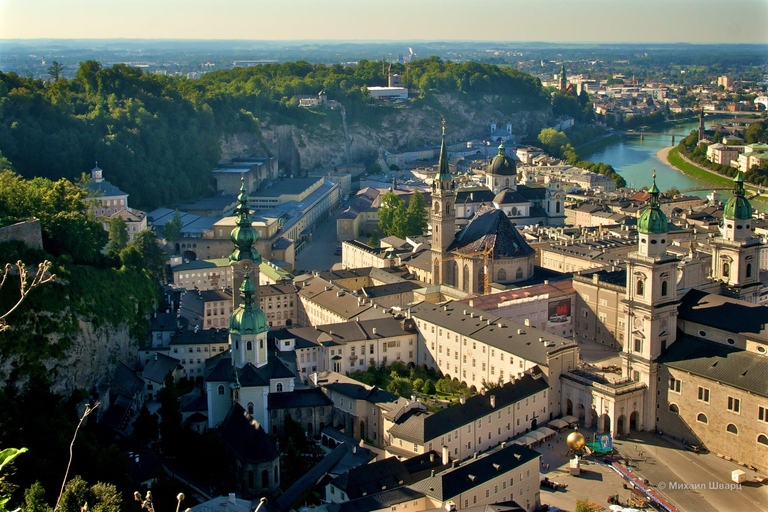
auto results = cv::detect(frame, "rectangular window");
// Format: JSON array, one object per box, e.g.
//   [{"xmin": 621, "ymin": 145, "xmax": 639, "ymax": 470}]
[
  {"xmin": 727, "ymin": 396, "xmax": 741, "ymax": 413},
  {"xmin": 698, "ymin": 387, "xmax": 710, "ymax": 403},
  {"xmin": 669, "ymin": 377, "xmax": 681, "ymax": 393},
  {"xmin": 759, "ymin": 406, "xmax": 768, "ymax": 423}
]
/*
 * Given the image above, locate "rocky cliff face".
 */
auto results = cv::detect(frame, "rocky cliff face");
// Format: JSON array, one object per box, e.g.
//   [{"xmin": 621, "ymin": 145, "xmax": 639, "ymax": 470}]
[
  {"xmin": 0, "ymin": 316, "xmax": 138, "ymax": 396},
  {"xmin": 221, "ymin": 93, "xmax": 551, "ymax": 174}
]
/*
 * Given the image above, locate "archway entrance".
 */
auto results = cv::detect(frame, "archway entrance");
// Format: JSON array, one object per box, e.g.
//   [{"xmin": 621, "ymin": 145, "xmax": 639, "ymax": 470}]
[
  {"xmin": 531, "ymin": 418, "xmax": 538, "ymax": 430},
  {"xmin": 617, "ymin": 415, "xmax": 626, "ymax": 435},
  {"xmin": 601, "ymin": 414, "xmax": 611, "ymax": 434},
  {"xmin": 182, "ymin": 250, "xmax": 197, "ymax": 261},
  {"xmin": 630, "ymin": 411, "xmax": 639, "ymax": 430},
  {"xmin": 577, "ymin": 402, "xmax": 586, "ymax": 423},
  {"xmin": 589, "ymin": 408, "xmax": 598, "ymax": 429},
  {"xmin": 566, "ymin": 399, "xmax": 573, "ymax": 416}
]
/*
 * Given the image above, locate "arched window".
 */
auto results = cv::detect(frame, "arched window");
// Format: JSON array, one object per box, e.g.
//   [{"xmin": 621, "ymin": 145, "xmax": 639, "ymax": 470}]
[
  {"xmin": 723, "ymin": 262, "xmax": 730, "ymax": 278},
  {"xmin": 758, "ymin": 434, "xmax": 768, "ymax": 446},
  {"xmin": 276, "ymin": 382, "xmax": 283, "ymax": 392},
  {"xmin": 498, "ymin": 268, "xmax": 507, "ymax": 281},
  {"xmin": 669, "ymin": 404, "xmax": 679, "ymax": 414},
  {"xmin": 726, "ymin": 423, "xmax": 738, "ymax": 435},
  {"xmin": 434, "ymin": 202, "xmax": 440, "ymax": 213},
  {"xmin": 516, "ymin": 267, "xmax": 523, "ymax": 280},
  {"xmin": 661, "ymin": 281, "xmax": 668, "ymax": 297},
  {"xmin": 262, "ymin": 470, "xmax": 269, "ymax": 488},
  {"xmin": 446, "ymin": 202, "xmax": 451, "ymax": 215},
  {"xmin": 697, "ymin": 413, "xmax": 708, "ymax": 424},
  {"xmin": 747, "ymin": 263, "xmax": 752, "ymax": 278},
  {"xmin": 247, "ymin": 402, "xmax": 254, "ymax": 415},
  {"xmin": 217, "ymin": 385, "xmax": 225, "ymax": 395},
  {"xmin": 636, "ymin": 279, "xmax": 644, "ymax": 296},
  {"xmin": 246, "ymin": 341, "xmax": 253, "ymax": 351},
  {"xmin": 505, "ymin": 178, "xmax": 510, "ymax": 187},
  {"xmin": 556, "ymin": 202, "xmax": 560, "ymax": 214}
]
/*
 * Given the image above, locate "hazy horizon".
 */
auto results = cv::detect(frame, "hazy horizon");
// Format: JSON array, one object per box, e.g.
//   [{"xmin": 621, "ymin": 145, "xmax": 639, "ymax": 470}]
[{"xmin": 2, "ymin": 0, "xmax": 767, "ymax": 44}]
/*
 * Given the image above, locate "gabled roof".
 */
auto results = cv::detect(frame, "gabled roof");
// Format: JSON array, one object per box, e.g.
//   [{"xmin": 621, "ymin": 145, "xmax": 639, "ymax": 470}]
[
  {"xmin": 111, "ymin": 362, "xmax": 144, "ymax": 399},
  {"xmin": 408, "ymin": 444, "xmax": 539, "ymax": 501},
  {"xmin": 142, "ymin": 353, "xmax": 181, "ymax": 384},
  {"xmin": 86, "ymin": 178, "xmax": 127, "ymax": 198},
  {"xmin": 658, "ymin": 335, "xmax": 768, "ymax": 398},
  {"xmin": 388, "ymin": 371, "xmax": 548, "ymax": 443},
  {"xmin": 220, "ymin": 403, "xmax": 279, "ymax": 464},
  {"xmin": 330, "ymin": 456, "xmax": 414, "ymax": 500},
  {"xmin": 448, "ymin": 206, "xmax": 534, "ymax": 259}
]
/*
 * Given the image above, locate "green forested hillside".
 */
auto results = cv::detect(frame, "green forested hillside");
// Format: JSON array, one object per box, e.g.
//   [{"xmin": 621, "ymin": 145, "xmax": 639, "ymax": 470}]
[{"xmin": 0, "ymin": 58, "xmax": 546, "ymax": 210}]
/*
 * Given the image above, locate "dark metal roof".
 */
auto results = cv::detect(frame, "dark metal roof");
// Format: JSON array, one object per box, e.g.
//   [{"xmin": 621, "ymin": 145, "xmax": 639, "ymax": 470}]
[
  {"xmin": 658, "ymin": 335, "xmax": 768, "ymax": 398},
  {"xmin": 678, "ymin": 289, "xmax": 768, "ymax": 342},
  {"xmin": 142, "ymin": 353, "xmax": 181, "ymax": 384},
  {"xmin": 276, "ymin": 443, "xmax": 349, "ymax": 511},
  {"xmin": 388, "ymin": 371, "xmax": 548, "ymax": 443},
  {"xmin": 330, "ymin": 456, "xmax": 414, "ymax": 500},
  {"xmin": 220, "ymin": 403, "xmax": 279, "ymax": 464},
  {"xmin": 408, "ymin": 444, "xmax": 539, "ymax": 501},
  {"xmin": 493, "ymin": 188, "xmax": 530, "ymax": 205},
  {"xmin": 268, "ymin": 387, "xmax": 333, "ymax": 410},
  {"xmin": 448, "ymin": 206, "xmax": 534, "ymax": 259},
  {"xmin": 456, "ymin": 188, "xmax": 496, "ymax": 205}
]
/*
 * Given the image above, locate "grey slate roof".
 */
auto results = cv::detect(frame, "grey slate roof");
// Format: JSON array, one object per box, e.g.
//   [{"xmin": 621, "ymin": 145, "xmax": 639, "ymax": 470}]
[
  {"xmin": 220, "ymin": 403, "xmax": 279, "ymax": 464},
  {"xmin": 388, "ymin": 370, "xmax": 548, "ymax": 443},
  {"xmin": 86, "ymin": 176, "xmax": 127, "ymax": 197},
  {"xmin": 408, "ymin": 444, "xmax": 539, "ymax": 501},
  {"xmin": 150, "ymin": 313, "xmax": 178, "ymax": 332},
  {"xmin": 275, "ymin": 443, "xmax": 349, "ymax": 511},
  {"xmin": 171, "ymin": 328, "xmax": 229, "ymax": 346},
  {"xmin": 276, "ymin": 316, "xmax": 417, "ymax": 349},
  {"xmin": 658, "ymin": 335, "xmax": 768, "ymax": 398},
  {"xmin": 361, "ymin": 281, "xmax": 420, "ymax": 298},
  {"xmin": 332, "ymin": 488, "xmax": 426, "ymax": 512},
  {"xmin": 205, "ymin": 354, "xmax": 295, "ymax": 386},
  {"xmin": 142, "ymin": 353, "xmax": 181, "ymax": 384},
  {"xmin": 410, "ymin": 301, "xmax": 574, "ymax": 366},
  {"xmin": 268, "ymin": 387, "xmax": 333, "ymax": 410},
  {"xmin": 330, "ymin": 456, "xmax": 414, "ymax": 500},
  {"xmin": 456, "ymin": 188, "xmax": 497, "ymax": 206},
  {"xmin": 678, "ymin": 289, "xmax": 768, "ymax": 342},
  {"xmin": 111, "ymin": 362, "xmax": 144, "ymax": 399},
  {"xmin": 448, "ymin": 206, "xmax": 535, "ymax": 258}
]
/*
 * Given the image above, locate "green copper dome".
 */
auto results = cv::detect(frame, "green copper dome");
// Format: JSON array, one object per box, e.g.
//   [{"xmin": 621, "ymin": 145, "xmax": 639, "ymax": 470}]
[
  {"xmin": 487, "ymin": 141, "xmax": 516, "ymax": 176},
  {"xmin": 637, "ymin": 170, "xmax": 668, "ymax": 235},
  {"xmin": 230, "ymin": 272, "xmax": 268, "ymax": 335},
  {"xmin": 723, "ymin": 172, "xmax": 752, "ymax": 221},
  {"xmin": 230, "ymin": 177, "xmax": 261, "ymax": 264}
]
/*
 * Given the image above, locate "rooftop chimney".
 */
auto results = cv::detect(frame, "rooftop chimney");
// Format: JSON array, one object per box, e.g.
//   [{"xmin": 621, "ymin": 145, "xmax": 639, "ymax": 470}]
[
  {"xmin": 524, "ymin": 318, "xmax": 531, "ymax": 327},
  {"xmin": 442, "ymin": 445, "xmax": 449, "ymax": 465},
  {"xmin": 228, "ymin": 494, "xmax": 236, "ymax": 505},
  {"xmin": 460, "ymin": 395, "xmax": 466, "ymax": 405},
  {"xmin": 490, "ymin": 395, "xmax": 496, "ymax": 408}
]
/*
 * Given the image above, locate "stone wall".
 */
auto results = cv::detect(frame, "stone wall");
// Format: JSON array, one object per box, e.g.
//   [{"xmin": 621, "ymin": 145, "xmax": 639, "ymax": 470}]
[{"xmin": 0, "ymin": 218, "xmax": 43, "ymax": 250}]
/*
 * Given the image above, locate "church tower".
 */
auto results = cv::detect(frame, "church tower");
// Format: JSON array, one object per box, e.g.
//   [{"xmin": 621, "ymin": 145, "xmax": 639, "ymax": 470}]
[
  {"xmin": 559, "ymin": 64, "xmax": 567, "ymax": 91},
  {"xmin": 711, "ymin": 172, "xmax": 762, "ymax": 303},
  {"xmin": 485, "ymin": 142, "xmax": 517, "ymax": 194},
  {"xmin": 229, "ymin": 271, "xmax": 269, "ymax": 368},
  {"xmin": 431, "ymin": 121, "xmax": 456, "ymax": 286},
  {"xmin": 230, "ymin": 177, "xmax": 261, "ymax": 310},
  {"xmin": 622, "ymin": 171, "xmax": 679, "ymax": 431}
]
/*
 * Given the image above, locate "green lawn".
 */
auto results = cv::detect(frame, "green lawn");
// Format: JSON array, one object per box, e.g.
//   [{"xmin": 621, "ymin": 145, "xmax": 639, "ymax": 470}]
[{"xmin": 666, "ymin": 147, "xmax": 735, "ymax": 188}]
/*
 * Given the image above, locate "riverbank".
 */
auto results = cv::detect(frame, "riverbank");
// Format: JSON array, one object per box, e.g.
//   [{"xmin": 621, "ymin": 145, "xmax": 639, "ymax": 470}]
[{"xmin": 657, "ymin": 145, "xmax": 768, "ymax": 204}]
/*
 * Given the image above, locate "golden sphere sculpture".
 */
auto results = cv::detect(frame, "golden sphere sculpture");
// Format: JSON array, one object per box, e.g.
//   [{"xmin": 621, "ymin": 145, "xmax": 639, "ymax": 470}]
[{"xmin": 566, "ymin": 431, "xmax": 586, "ymax": 451}]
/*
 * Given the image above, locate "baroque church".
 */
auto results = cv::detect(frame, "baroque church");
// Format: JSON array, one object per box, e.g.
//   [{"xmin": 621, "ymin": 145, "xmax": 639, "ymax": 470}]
[
  {"xmin": 562, "ymin": 170, "xmax": 768, "ymax": 472},
  {"xmin": 422, "ymin": 125, "xmax": 562, "ymax": 295}
]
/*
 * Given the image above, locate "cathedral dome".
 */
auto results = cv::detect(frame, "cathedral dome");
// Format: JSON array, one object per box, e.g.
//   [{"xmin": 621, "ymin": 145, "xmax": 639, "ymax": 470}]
[
  {"xmin": 723, "ymin": 172, "xmax": 752, "ymax": 221},
  {"xmin": 487, "ymin": 142, "xmax": 516, "ymax": 176}
]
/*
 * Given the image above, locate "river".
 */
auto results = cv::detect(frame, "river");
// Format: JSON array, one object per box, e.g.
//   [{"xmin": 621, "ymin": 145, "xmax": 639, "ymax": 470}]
[{"xmin": 582, "ymin": 120, "xmax": 766, "ymax": 211}]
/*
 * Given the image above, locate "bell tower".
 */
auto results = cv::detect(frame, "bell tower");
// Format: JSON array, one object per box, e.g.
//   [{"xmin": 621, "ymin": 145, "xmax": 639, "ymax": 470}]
[
  {"xmin": 431, "ymin": 121, "xmax": 456, "ymax": 286},
  {"xmin": 230, "ymin": 176, "xmax": 262, "ymax": 310},
  {"xmin": 229, "ymin": 270, "xmax": 269, "ymax": 368},
  {"xmin": 712, "ymin": 172, "xmax": 762, "ymax": 303},
  {"xmin": 622, "ymin": 171, "xmax": 679, "ymax": 431}
]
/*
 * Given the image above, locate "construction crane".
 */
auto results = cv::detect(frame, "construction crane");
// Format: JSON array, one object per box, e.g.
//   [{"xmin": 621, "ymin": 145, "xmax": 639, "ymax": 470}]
[{"xmin": 413, "ymin": 242, "xmax": 495, "ymax": 295}]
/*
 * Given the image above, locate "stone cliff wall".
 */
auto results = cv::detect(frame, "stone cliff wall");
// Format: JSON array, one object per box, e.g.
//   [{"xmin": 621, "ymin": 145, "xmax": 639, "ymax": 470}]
[
  {"xmin": 0, "ymin": 218, "xmax": 43, "ymax": 250},
  {"xmin": 222, "ymin": 94, "xmax": 551, "ymax": 174}
]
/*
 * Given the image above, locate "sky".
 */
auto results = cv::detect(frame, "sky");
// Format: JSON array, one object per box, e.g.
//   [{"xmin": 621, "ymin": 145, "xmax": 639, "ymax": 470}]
[{"xmin": 1, "ymin": 0, "xmax": 767, "ymax": 44}]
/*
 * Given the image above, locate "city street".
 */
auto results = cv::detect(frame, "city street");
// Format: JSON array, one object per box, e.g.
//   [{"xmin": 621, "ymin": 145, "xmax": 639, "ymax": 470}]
[{"xmin": 294, "ymin": 214, "xmax": 342, "ymax": 273}]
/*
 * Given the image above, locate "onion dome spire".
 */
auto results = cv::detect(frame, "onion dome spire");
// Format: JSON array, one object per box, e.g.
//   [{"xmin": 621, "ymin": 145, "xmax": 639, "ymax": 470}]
[
  {"xmin": 723, "ymin": 171, "xmax": 752, "ymax": 221},
  {"xmin": 230, "ymin": 175, "xmax": 261, "ymax": 263},
  {"xmin": 638, "ymin": 169, "xmax": 667, "ymax": 234},
  {"xmin": 229, "ymin": 271, "xmax": 268, "ymax": 335}
]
